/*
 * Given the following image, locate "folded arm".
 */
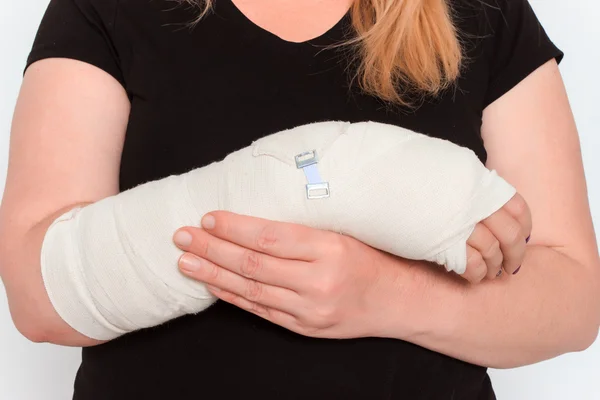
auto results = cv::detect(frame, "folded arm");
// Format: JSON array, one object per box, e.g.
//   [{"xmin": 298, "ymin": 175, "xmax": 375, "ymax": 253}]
[
  {"xmin": 2, "ymin": 58, "xmax": 550, "ymax": 348},
  {"xmin": 385, "ymin": 60, "xmax": 600, "ymax": 368},
  {"xmin": 1, "ymin": 57, "xmax": 517, "ymax": 346}
]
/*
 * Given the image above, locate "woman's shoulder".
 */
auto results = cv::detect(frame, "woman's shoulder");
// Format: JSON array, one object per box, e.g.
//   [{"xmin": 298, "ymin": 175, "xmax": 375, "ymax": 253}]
[
  {"xmin": 450, "ymin": 0, "xmax": 540, "ymax": 39},
  {"xmin": 448, "ymin": 0, "xmax": 563, "ymax": 107}
]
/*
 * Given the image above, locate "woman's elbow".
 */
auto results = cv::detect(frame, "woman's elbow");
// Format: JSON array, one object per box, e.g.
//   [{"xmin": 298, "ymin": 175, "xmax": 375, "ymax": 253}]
[
  {"xmin": 2, "ymin": 267, "xmax": 97, "ymax": 347},
  {"xmin": 575, "ymin": 324, "xmax": 599, "ymax": 353},
  {"xmin": 571, "ymin": 312, "xmax": 599, "ymax": 353},
  {"xmin": 1, "ymin": 265, "xmax": 54, "ymax": 344},
  {"xmin": 572, "ymin": 258, "xmax": 600, "ymax": 352},
  {"xmin": 11, "ymin": 309, "xmax": 105, "ymax": 347},
  {"xmin": 5, "ymin": 292, "xmax": 61, "ymax": 344},
  {"xmin": 12, "ymin": 314, "xmax": 53, "ymax": 344}
]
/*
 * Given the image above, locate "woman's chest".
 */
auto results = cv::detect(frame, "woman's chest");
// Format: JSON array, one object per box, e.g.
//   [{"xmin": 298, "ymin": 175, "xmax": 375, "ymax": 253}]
[{"xmin": 116, "ymin": 6, "xmax": 489, "ymax": 191}]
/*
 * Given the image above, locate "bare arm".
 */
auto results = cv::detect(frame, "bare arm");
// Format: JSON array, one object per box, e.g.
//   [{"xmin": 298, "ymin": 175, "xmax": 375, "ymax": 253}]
[
  {"xmin": 386, "ymin": 59, "xmax": 600, "ymax": 368},
  {"xmin": 0, "ymin": 58, "xmax": 130, "ymax": 346}
]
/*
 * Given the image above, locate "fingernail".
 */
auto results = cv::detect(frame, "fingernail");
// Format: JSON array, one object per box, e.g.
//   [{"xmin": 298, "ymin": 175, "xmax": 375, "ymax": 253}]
[
  {"xmin": 202, "ymin": 215, "xmax": 216, "ymax": 230},
  {"xmin": 513, "ymin": 265, "xmax": 522, "ymax": 275},
  {"xmin": 180, "ymin": 254, "xmax": 203, "ymax": 273},
  {"xmin": 174, "ymin": 230, "xmax": 193, "ymax": 247},
  {"xmin": 526, "ymin": 235, "xmax": 531, "ymax": 244}
]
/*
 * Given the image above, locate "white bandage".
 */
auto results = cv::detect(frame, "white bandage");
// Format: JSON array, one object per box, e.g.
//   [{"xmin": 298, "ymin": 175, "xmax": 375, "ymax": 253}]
[{"xmin": 41, "ymin": 121, "xmax": 515, "ymax": 340}]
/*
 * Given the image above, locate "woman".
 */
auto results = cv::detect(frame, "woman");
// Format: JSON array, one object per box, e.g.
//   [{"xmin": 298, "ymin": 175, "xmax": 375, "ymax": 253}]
[{"xmin": 1, "ymin": 0, "xmax": 598, "ymax": 398}]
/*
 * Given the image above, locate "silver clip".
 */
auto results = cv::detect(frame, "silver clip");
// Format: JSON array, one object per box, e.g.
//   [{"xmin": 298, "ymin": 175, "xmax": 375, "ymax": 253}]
[
  {"xmin": 306, "ymin": 183, "xmax": 330, "ymax": 199},
  {"xmin": 295, "ymin": 150, "xmax": 318, "ymax": 169}
]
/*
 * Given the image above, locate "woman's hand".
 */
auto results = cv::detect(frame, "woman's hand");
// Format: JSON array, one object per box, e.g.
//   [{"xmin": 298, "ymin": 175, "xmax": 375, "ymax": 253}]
[
  {"xmin": 461, "ymin": 192, "xmax": 533, "ymax": 284},
  {"xmin": 172, "ymin": 212, "xmax": 403, "ymax": 339}
]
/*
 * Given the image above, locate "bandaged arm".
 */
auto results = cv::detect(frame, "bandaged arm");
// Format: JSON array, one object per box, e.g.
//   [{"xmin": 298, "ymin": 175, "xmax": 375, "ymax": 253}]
[{"xmin": 41, "ymin": 121, "xmax": 516, "ymax": 340}]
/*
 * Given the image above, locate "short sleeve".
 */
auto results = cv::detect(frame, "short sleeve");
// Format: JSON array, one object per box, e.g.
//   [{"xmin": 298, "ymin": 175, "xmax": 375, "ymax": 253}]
[
  {"xmin": 482, "ymin": 0, "xmax": 564, "ymax": 107},
  {"xmin": 25, "ymin": 0, "xmax": 125, "ymax": 87}
]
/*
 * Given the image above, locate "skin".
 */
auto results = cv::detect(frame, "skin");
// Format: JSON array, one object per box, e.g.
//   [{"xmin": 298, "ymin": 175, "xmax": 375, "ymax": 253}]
[
  {"xmin": 172, "ymin": 60, "xmax": 600, "ymax": 368},
  {"xmin": 0, "ymin": 0, "xmax": 598, "ymax": 369}
]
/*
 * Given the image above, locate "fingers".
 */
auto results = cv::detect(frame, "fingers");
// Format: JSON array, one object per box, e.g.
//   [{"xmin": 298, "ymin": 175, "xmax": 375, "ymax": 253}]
[
  {"xmin": 178, "ymin": 252, "xmax": 301, "ymax": 315},
  {"xmin": 462, "ymin": 193, "xmax": 531, "ymax": 282},
  {"xmin": 467, "ymin": 223, "xmax": 503, "ymax": 280},
  {"xmin": 482, "ymin": 207, "xmax": 526, "ymax": 274},
  {"xmin": 503, "ymin": 193, "xmax": 533, "ymax": 242},
  {"xmin": 198, "ymin": 211, "xmax": 328, "ymax": 261},
  {"xmin": 174, "ymin": 226, "xmax": 311, "ymax": 290},
  {"xmin": 461, "ymin": 245, "xmax": 487, "ymax": 284}
]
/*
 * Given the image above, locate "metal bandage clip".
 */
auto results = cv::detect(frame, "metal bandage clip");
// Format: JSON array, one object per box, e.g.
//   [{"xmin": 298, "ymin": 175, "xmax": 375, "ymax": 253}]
[{"xmin": 295, "ymin": 150, "xmax": 330, "ymax": 200}]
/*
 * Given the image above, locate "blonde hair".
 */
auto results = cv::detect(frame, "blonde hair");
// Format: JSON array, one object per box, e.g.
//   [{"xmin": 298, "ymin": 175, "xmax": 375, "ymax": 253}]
[{"xmin": 181, "ymin": 0, "xmax": 462, "ymax": 106}]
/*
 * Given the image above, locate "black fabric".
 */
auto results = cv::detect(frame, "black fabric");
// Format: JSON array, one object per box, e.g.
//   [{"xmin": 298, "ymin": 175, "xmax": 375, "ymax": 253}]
[{"xmin": 25, "ymin": 0, "xmax": 562, "ymax": 398}]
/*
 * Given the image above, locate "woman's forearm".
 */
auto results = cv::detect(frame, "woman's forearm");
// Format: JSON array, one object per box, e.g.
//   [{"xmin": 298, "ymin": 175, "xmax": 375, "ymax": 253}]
[{"xmin": 383, "ymin": 245, "xmax": 600, "ymax": 369}]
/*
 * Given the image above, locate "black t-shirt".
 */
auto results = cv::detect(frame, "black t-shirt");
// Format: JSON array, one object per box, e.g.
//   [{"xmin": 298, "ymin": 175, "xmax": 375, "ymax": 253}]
[{"xmin": 25, "ymin": 0, "xmax": 563, "ymax": 398}]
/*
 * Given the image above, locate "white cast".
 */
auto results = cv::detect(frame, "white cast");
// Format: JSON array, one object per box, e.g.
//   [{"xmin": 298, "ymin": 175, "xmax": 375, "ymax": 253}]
[{"xmin": 40, "ymin": 121, "xmax": 516, "ymax": 340}]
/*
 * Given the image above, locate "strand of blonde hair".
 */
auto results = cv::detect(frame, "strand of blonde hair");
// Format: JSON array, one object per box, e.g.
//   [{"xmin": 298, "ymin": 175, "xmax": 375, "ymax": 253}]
[{"xmin": 180, "ymin": 0, "xmax": 462, "ymax": 106}]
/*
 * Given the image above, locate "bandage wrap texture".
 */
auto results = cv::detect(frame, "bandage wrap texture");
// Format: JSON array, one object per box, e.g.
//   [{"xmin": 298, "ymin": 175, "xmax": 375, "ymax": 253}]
[{"xmin": 41, "ymin": 121, "xmax": 516, "ymax": 340}]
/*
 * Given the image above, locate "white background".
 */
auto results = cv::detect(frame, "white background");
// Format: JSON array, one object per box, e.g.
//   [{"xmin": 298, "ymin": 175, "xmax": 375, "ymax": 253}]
[{"xmin": 0, "ymin": 1, "xmax": 598, "ymax": 399}]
